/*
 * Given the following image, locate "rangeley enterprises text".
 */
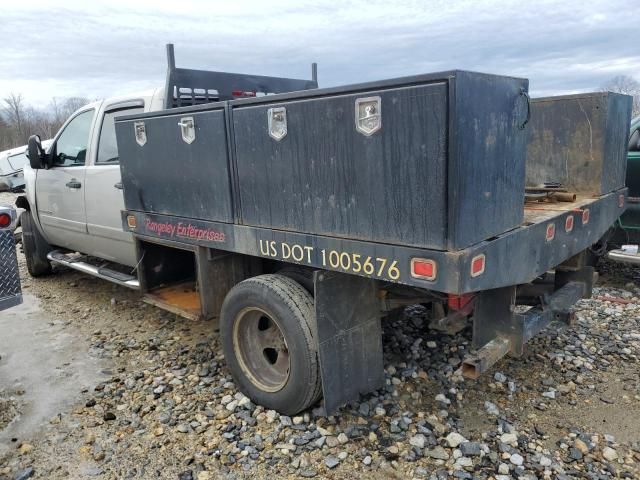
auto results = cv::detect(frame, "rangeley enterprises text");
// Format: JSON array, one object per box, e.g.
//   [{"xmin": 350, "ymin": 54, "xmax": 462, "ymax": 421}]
[{"xmin": 144, "ymin": 219, "xmax": 225, "ymax": 242}]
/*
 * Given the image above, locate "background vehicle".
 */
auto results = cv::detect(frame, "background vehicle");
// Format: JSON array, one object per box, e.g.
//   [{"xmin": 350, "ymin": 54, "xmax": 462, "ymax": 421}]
[
  {"xmin": 0, "ymin": 205, "xmax": 21, "ymax": 311},
  {"xmin": 21, "ymin": 45, "xmax": 631, "ymax": 415},
  {"xmin": 606, "ymin": 115, "xmax": 640, "ymax": 264}
]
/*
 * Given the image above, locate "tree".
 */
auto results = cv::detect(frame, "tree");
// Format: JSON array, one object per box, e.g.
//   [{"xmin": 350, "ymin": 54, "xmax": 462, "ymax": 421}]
[
  {"xmin": 601, "ymin": 75, "xmax": 640, "ymax": 117},
  {"xmin": 3, "ymin": 93, "xmax": 28, "ymax": 145}
]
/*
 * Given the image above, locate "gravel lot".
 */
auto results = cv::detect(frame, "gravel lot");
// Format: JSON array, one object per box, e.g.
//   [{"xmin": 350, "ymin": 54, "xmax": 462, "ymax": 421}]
[{"xmin": 0, "ymin": 192, "xmax": 639, "ymax": 479}]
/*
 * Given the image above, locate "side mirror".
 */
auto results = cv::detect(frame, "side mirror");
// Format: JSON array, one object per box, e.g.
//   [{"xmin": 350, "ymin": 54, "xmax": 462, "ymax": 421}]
[{"xmin": 27, "ymin": 135, "xmax": 45, "ymax": 169}]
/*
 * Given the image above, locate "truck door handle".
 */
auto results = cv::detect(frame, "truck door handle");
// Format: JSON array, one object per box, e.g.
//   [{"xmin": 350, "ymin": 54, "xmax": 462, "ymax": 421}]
[
  {"xmin": 65, "ymin": 179, "xmax": 82, "ymax": 189},
  {"xmin": 114, "ymin": 182, "xmax": 123, "ymax": 190}
]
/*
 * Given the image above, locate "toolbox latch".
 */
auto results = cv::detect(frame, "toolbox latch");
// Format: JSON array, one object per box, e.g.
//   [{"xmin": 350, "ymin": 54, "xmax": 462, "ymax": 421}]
[
  {"xmin": 268, "ymin": 107, "xmax": 287, "ymax": 141},
  {"xmin": 178, "ymin": 116, "xmax": 196, "ymax": 144}
]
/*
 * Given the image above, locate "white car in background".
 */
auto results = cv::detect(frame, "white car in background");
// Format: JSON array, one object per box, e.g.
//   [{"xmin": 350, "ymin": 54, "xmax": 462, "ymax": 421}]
[{"xmin": 0, "ymin": 140, "xmax": 52, "ymax": 192}]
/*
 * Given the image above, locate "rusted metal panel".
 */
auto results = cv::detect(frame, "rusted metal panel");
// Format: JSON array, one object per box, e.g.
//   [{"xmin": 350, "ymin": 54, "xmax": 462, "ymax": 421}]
[{"xmin": 526, "ymin": 92, "xmax": 632, "ymax": 195}]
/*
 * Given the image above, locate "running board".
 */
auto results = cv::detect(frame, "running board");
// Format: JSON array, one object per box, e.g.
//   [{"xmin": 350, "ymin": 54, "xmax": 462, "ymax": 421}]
[{"xmin": 47, "ymin": 251, "xmax": 140, "ymax": 289}]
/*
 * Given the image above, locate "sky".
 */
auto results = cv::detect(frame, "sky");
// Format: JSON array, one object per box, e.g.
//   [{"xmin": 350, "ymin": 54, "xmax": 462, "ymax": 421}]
[{"xmin": 1, "ymin": 0, "xmax": 638, "ymax": 107}]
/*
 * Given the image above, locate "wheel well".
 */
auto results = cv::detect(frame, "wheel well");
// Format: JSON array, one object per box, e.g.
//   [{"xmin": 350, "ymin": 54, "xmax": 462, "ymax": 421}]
[{"xmin": 15, "ymin": 195, "xmax": 30, "ymax": 211}]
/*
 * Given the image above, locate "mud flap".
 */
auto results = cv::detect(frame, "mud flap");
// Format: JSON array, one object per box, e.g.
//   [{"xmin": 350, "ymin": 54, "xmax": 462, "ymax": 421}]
[
  {"xmin": 314, "ymin": 271, "xmax": 384, "ymax": 414},
  {"xmin": 0, "ymin": 229, "xmax": 22, "ymax": 311}
]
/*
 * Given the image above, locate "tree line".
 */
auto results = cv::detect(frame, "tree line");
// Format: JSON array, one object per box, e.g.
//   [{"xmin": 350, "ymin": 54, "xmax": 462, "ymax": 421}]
[
  {"xmin": 0, "ymin": 75, "xmax": 638, "ymax": 153},
  {"xmin": 0, "ymin": 94, "xmax": 89, "ymax": 151}
]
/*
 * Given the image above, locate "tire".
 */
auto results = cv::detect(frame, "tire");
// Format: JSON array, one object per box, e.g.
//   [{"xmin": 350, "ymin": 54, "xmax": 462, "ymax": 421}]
[
  {"xmin": 220, "ymin": 274, "xmax": 322, "ymax": 415},
  {"xmin": 21, "ymin": 211, "xmax": 52, "ymax": 277}
]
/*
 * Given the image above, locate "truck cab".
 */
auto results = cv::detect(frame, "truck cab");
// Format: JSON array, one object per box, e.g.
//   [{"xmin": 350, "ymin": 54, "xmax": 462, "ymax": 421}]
[{"xmin": 20, "ymin": 90, "xmax": 164, "ymax": 270}]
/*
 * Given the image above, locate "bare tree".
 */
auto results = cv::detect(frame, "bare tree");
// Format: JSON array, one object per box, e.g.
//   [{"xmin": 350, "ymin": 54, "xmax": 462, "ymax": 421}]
[
  {"xmin": 3, "ymin": 93, "xmax": 28, "ymax": 145},
  {"xmin": 601, "ymin": 75, "xmax": 640, "ymax": 116},
  {"xmin": 0, "ymin": 94, "xmax": 91, "ymax": 151}
]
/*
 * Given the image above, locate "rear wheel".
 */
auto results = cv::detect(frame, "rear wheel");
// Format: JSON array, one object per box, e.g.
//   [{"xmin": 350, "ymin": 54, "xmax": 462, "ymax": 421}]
[
  {"xmin": 220, "ymin": 274, "xmax": 321, "ymax": 414},
  {"xmin": 21, "ymin": 211, "xmax": 52, "ymax": 277}
]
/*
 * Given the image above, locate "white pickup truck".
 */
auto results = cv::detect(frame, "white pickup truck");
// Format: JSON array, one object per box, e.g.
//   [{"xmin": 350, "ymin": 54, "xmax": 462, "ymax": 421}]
[{"xmin": 19, "ymin": 89, "xmax": 165, "ymax": 282}]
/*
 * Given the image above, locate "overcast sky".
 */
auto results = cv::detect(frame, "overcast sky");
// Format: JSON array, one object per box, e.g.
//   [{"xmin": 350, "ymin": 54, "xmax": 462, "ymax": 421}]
[{"xmin": 1, "ymin": 0, "xmax": 638, "ymax": 106}]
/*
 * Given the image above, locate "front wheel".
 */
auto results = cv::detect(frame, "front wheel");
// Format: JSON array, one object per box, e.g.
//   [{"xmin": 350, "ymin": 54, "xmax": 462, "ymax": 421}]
[
  {"xmin": 220, "ymin": 274, "xmax": 322, "ymax": 415},
  {"xmin": 20, "ymin": 211, "xmax": 52, "ymax": 277}
]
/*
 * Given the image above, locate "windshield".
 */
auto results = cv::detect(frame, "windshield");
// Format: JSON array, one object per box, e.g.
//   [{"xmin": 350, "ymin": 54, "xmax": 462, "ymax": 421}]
[{"xmin": 7, "ymin": 151, "xmax": 28, "ymax": 171}]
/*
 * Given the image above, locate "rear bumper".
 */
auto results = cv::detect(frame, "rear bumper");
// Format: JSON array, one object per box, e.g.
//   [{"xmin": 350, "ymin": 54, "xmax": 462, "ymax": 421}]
[{"xmin": 608, "ymin": 248, "xmax": 640, "ymax": 265}]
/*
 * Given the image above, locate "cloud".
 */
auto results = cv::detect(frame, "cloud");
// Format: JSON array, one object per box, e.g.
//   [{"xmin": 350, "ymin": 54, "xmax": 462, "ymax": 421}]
[{"xmin": 1, "ymin": 0, "xmax": 638, "ymax": 105}]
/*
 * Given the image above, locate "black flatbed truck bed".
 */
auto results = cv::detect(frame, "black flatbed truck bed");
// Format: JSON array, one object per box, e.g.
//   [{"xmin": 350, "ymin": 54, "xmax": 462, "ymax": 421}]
[{"xmin": 114, "ymin": 45, "xmax": 632, "ymax": 415}]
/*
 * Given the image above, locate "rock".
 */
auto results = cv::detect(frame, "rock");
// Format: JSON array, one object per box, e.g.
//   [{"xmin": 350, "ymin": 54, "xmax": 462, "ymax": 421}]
[
  {"xmin": 459, "ymin": 442, "xmax": 481, "ymax": 456},
  {"xmin": 337, "ymin": 433, "xmax": 348, "ymax": 445},
  {"xmin": 103, "ymin": 412, "xmax": 116, "ymax": 421},
  {"xmin": 363, "ymin": 455, "xmax": 372, "ymax": 466},
  {"xmin": 509, "ymin": 453, "xmax": 524, "ymax": 466},
  {"xmin": 177, "ymin": 424, "xmax": 190, "ymax": 433},
  {"xmin": 85, "ymin": 399, "xmax": 97, "ymax": 407},
  {"xmin": 498, "ymin": 463, "xmax": 510, "ymax": 474},
  {"xmin": 197, "ymin": 472, "xmax": 211, "ymax": 480},
  {"xmin": 153, "ymin": 427, "xmax": 164, "ymax": 436},
  {"xmin": 435, "ymin": 393, "xmax": 450, "ymax": 405},
  {"xmin": 326, "ymin": 436, "xmax": 340, "ymax": 448},
  {"xmin": 14, "ymin": 467, "xmax": 34, "ymax": 480},
  {"xmin": 494, "ymin": 372, "xmax": 507, "ymax": 383},
  {"xmin": 484, "ymin": 401, "xmax": 500, "ymax": 416},
  {"xmin": 535, "ymin": 456, "xmax": 550, "ymax": 468},
  {"xmin": 574, "ymin": 438, "xmax": 589, "ymax": 455},
  {"xmin": 602, "ymin": 446, "xmax": 618, "ymax": 461},
  {"xmin": 293, "ymin": 416, "xmax": 304, "ymax": 425},
  {"xmin": 324, "ymin": 455, "xmax": 340, "ymax": 469},
  {"xmin": 18, "ymin": 443, "xmax": 34, "ymax": 455},
  {"xmin": 568, "ymin": 447, "xmax": 583, "ymax": 460},
  {"xmin": 299, "ymin": 468, "xmax": 317, "ymax": 478},
  {"xmin": 542, "ymin": 390, "xmax": 557, "ymax": 399},
  {"xmin": 500, "ymin": 433, "xmax": 518, "ymax": 446},
  {"xmin": 409, "ymin": 434, "xmax": 426, "ymax": 449},
  {"xmin": 425, "ymin": 446, "xmax": 450, "ymax": 460},
  {"xmin": 446, "ymin": 432, "xmax": 466, "ymax": 448}
]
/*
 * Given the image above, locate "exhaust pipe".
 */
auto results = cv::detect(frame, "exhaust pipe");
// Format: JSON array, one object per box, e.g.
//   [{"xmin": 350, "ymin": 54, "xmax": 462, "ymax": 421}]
[{"xmin": 461, "ymin": 337, "xmax": 511, "ymax": 379}]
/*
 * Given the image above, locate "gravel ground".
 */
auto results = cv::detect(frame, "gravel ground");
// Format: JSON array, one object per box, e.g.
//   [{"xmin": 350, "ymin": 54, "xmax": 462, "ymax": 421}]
[{"xmin": 0, "ymin": 192, "xmax": 639, "ymax": 479}]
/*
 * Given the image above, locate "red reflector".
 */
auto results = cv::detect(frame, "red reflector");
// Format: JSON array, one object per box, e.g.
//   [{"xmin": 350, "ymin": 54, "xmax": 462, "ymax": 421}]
[
  {"xmin": 126, "ymin": 215, "xmax": 137, "ymax": 229},
  {"xmin": 232, "ymin": 90, "xmax": 257, "ymax": 97},
  {"xmin": 546, "ymin": 223, "xmax": 555, "ymax": 241},
  {"xmin": 582, "ymin": 209, "xmax": 590, "ymax": 225},
  {"xmin": 619, "ymin": 194, "xmax": 625, "ymax": 208},
  {"xmin": 470, "ymin": 254, "xmax": 485, "ymax": 277},
  {"xmin": 0, "ymin": 213, "xmax": 10, "ymax": 228},
  {"xmin": 565, "ymin": 215, "xmax": 574, "ymax": 233},
  {"xmin": 411, "ymin": 258, "xmax": 436, "ymax": 280}
]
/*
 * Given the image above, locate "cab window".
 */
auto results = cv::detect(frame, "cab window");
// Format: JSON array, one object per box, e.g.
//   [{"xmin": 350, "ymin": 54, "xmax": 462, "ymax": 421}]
[
  {"xmin": 52, "ymin": 109, "xmax": 95, "ymax": 167},
  {"xmin": 97, "ymin": 107, "xmax": 144, "ymax": 164}
]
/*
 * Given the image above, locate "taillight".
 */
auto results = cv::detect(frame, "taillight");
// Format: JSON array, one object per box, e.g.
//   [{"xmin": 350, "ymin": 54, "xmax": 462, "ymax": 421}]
[
  {"xmin": 619, "ymin": 194, "xmax": 625, "ymax": 208},
  {"xmin": 546, "ymin": 223, "xmax": 555, "ymax": 241},
  {"xmin": 232, "ymin": 90, "xmax": 257, "ymax": 97},
  {"xmin": 565, "ymin": 215, "xmax": 574, "ymax": 233},
  {"xmin": 470, "ymin": 254, "xmax": 485, "ymax": 277},
  {"xmin": 0, "ymin": 213, "xmax": 11, "ymax": 228},
  {"xmin": 582, "ymin": 209, "xmax": 590, "ymax": 225},
  {"xmin": 411, "ymin": 258, "xmax": 436, "ymax": 281},
  {"xmin": 126, "ymin": 215, "xmax": 137, "ymax": 229}
]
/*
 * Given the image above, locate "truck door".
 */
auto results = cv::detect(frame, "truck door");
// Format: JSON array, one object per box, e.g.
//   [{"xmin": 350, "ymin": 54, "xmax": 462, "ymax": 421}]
[
  {"xmin": 83, "ymin": 104, "xmax": 144, "ymax": 267},
  {"xmin": 35, "ymin": 108, "xmax": 96, "ymax": 250}
]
